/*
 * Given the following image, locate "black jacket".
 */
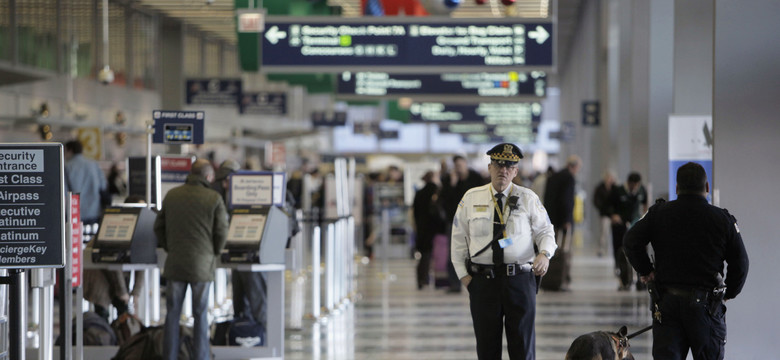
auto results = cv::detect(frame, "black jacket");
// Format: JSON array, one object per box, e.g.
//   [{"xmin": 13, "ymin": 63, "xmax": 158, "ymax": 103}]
[
  {"xmin": 544, "ymin": 169, "xmax": 575, "ymax": 227},
  {"xmin": 624, "ymin": 194, "xmax": 749, "ymax": 300},
  {"xmin": 413, "ymin": 182, "xmax": 446, "ymax": 252}
]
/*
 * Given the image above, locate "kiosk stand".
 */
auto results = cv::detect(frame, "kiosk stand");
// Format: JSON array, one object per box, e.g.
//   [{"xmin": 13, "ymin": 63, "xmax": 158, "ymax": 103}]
[
  {"xmin": 87, "ymin": 204, "xmax": 159, "ymax": 326},
  {"xmin": 213, "ymin": 171, "xmax": 289, "ymax": 359}
]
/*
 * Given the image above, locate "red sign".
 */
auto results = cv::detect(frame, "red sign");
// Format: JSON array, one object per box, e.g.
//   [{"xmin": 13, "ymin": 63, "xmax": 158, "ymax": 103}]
[
  {"xmin": 71, "ymin": 194, "xmax": 82, "ymax": 288},
  {"xmin": 160, "ymin": 157, "xmax": 193, "ymax": 172}
]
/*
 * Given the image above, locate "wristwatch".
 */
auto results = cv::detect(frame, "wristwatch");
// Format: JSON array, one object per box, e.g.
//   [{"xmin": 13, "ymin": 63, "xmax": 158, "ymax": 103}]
[{"xmin": 540, "ymin": 250, "xmax": 552, "ymax": 259}]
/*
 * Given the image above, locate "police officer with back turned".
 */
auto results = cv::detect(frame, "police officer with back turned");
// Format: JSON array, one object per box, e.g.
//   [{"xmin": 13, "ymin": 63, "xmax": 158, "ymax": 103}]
[
  {"xmin": 624, "ymin": 162, "xmax": 749, "ymax": 360},
  {"xmin": 451, "ymin": 143, "xmax": 557, "ymax": 360}
]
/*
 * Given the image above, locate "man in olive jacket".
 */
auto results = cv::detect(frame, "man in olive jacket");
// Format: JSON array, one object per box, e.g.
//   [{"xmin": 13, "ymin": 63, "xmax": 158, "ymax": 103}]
[{"xmin": 154, "ymin": 159, "xmax": 228, "ymax": 360}]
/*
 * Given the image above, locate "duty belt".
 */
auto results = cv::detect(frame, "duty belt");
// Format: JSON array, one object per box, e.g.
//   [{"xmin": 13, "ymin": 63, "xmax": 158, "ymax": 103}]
[
  {"xmin": 470, "ymin": 262, "xmax": 532, "ymax": 278},
  {"xmin": 663, "ymin": 286, "xmax": 710, "ymax": 302}
]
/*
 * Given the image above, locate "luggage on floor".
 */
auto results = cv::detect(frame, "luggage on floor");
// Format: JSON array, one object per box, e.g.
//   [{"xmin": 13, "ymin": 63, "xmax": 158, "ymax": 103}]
[
  {"xmin": 56, "ymin": 311, "xmax": 118, "ymax": 346},
  {"xmin": 111, "ymin": 312, "xmax": 144, "ymax": 346},
  {"xmin": 540, "ymin": 249, "xmax": 570, "ymax": 291},
  {"xmin": 432, "ymin": 233, "xmax": 450, "ymax": 288},
  {"xmin": 112, "ymin": 325, "xmax": 199, "ymax": 360},
  {"xmin": 229, "ymin": 316, "xmax": 265, "ymax": 347}
]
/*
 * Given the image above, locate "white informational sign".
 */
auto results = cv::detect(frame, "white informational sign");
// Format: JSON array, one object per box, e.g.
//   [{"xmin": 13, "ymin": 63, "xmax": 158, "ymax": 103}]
[
  {"xmin": 226, "ymin": 214, "xmax": 266, "ymax": 244},
  {"xmin": 272, "ymin": 173, "xmax": 285, "ymax": 206},
  {"xmin": 668, "ymin": 115, "xmax": 713, "ymax": 201},
  {"xmin": 96, "ymin": 213, "xmax": 138, "ymax": 243},
  {"xmin": 231, "ymin": 174, "xmax": 273, "ymax": 206}
]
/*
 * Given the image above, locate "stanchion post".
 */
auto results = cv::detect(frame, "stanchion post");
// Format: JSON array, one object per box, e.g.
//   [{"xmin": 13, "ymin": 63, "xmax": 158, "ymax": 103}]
[
  {"xmin": 8, "ymin": 268, "xmax": 27, "ymax": 360},
  {"xmin": 311, "ymin": 226, "xmax": 321, "ymax": 319},
  {"xmin": 381, "ymin": 209, "xmax": 390, "ymax": 276}
]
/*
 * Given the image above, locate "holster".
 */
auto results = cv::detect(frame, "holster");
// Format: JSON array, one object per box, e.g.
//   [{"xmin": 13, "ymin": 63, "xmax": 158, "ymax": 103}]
[
  {"xmin": 647, "ymin": 280, "xmax": 662, "ymax": 323},
  {"xmin": 708, "ymin": 285, "xmax": 726, "ymax": 316},
  {"xmin": 466, "ymin": 258, "xmax": 474, "ymax": 276}
]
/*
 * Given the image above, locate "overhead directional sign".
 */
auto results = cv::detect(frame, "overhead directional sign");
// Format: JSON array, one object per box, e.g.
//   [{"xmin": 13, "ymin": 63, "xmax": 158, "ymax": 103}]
[
  {"xmin": 337, "ymin": 71, "xmax": 547, "ymax": 100},
  {"xmin": 261, "ymin": 17, "xmax": 553, "ymax": 73},
  {"xmin": 185, "ymin": 79, "xmax": 242, "ymax": 106},
  {"xmin": 239, "ymin": 91, "xmax": 287, "ymax": 115},
  {"xmin": 409, "ymin": 102, "xmax": 543, "ymax": 125}
]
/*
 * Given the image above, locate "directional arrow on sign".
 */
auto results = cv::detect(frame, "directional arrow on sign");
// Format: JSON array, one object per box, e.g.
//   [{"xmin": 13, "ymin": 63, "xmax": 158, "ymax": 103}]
[
  {"xmin": 265, "ymin": 26, "xmax": 287, "ymax": 45},
  {"xmin": 528, "ymin": 26, "xmax": 550, "ymax": 44}
]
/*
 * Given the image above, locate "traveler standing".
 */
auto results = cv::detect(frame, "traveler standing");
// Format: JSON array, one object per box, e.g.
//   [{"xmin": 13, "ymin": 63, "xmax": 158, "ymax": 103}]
[
  {"xmin": 608, "ymin": 172, "xmax": 648, "ymax": 290},
  {"xmin": 441, "ymin": 155, "xmax": 486, "ymax": 293},
  {"xmin": 542, "ymin": 155, "xmax": 582, "ymax": 291},
  {"xmin": 451, "ymin": 143, "xmax": 557, "ymax": 360},
  {"xmin": 412, "ymin": 171, "xmax": 446, "ymax": 290},
  {"xmin": 154, "ymin": 159, "xmax": 228, "ymax": 360},
  {"xmin": 592, "ymin": 171, "xmax": 616, "ymax": 257},
  {"xmin": 624, "ymin": 162, "xmax": 748, "ymax": 359},
  {"xmin": 64, "ymin": 140, "xmax": 107, "ymax": 226}
]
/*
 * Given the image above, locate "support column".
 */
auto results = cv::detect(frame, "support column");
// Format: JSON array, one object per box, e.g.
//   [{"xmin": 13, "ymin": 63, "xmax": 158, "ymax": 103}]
[
  {"xmin": 673, "ymin": 0, "xmax": 713, "ymax": 115},
  {"xmin": 160, "ymin": 20, "xmax": 184, "ymax": 110},
  {"xmin": 159, "ymin": 20, "xmax": 185, "ymax": 154},
  {"xmin": 713, "ymin": 1, "xmax": 780, "ymax": 357},
  {"xmin": 647, "ymin": 0, "xmax": 674, "ymax": 199}
]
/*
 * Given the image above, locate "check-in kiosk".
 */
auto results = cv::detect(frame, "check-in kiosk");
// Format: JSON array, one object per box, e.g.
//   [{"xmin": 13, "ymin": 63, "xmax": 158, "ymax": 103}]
[
  {"xmin": 91, "ymin": 205, "xmax": 158, "ymax": 264},
  {"xmin": 212, "ymin": 171, "xmax": 287, "ymax": 359},
  {"xmin": 221, "ymin": 206, "xmax": 288, "ymax": 264}
]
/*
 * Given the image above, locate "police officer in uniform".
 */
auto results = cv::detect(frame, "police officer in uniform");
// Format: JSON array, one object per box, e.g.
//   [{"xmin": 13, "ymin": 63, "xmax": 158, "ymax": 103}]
[
  {"xmin": 624, "ymin": 162, "xmax": 749, "ymax": 360},
  {"xmin": 451, "ymin": 143, "xmax": 557, "ymax": 360}
]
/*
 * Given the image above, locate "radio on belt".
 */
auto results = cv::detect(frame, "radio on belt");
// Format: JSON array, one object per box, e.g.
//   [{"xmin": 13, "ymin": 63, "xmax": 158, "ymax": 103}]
[
  {"xmin": 91, "ymin": 205, "xmax": 158, "ymax": 264},
  {"xmin": 221, "ymin": 206, "xmax": 288, "ymax": 264}
]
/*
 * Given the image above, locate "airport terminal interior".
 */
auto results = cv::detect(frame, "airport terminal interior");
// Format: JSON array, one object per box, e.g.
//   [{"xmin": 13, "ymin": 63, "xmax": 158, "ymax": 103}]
[{"xmin": 1, "ymin": 0, "xmax": 779, "ymax": 359}]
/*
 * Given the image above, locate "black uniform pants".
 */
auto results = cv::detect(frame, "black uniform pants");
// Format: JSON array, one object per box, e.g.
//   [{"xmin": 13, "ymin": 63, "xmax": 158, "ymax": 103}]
[
  {"xmin": 652, "ymin": 292, "xmax": 727, "ymax": 360},
  {"xmin": 468, "ymin": 271, "xmax": 536, "ymax": 360}
]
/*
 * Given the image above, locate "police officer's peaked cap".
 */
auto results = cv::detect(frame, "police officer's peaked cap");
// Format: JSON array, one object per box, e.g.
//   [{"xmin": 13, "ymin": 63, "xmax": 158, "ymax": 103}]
[{"xmin": 487, "ymin": 143, "xmax": 523, "ymax": 165}]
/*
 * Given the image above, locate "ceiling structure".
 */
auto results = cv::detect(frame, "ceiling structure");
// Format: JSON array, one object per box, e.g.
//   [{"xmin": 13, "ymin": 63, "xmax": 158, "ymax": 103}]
[{"xmin": 133, "ymin": 0, "xmax": 584, "ymax": 72}]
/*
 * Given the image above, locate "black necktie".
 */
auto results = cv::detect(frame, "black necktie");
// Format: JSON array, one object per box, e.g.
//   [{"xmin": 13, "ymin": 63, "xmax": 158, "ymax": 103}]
[{"xmin": 493, "ymin": 193, "xmax": 504, "ymax": 266}]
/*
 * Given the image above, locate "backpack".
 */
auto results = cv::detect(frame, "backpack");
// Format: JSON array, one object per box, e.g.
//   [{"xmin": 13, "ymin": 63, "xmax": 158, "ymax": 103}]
[
  {"xmin": 112, "ymin": 325, "xmax": 198, "ymax": 360},
  {"xmin": 111, "ymin": 312, "xmax": 145, "ymax": 346},
  {"xmin": 56, "ymin": 311, "xmax": 118, "ymax": 346},
  {"xmin": 82, "ymin": 311, "xmax": 118, "ymax": 346},
  {"xmin": 229, "ymin": 316, "xmax": 265, "ymax": 347}
]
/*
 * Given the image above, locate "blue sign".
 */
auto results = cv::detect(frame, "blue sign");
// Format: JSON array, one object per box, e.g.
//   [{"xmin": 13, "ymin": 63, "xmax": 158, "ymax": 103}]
[
  {"xmin": 337, "ymin": 71, "xmax": 547, "ymax": 99},
  {"xmin": 185, "ymin": 79, "xmax": 242, "ymax": 106},
  {"xmin": 152, "ymin": 110, "xmax": 205, "ymax": 144},
  {"xmin": 239, "ymin": 91, "xmax": 287, "ymax": 115},
  {"xmin": 262, "ymin": 18, "xmax": 553, "ymax": 72},
  {"xmin": 409, "ymin": 102, "xmax": 542, "ymax": 125}
]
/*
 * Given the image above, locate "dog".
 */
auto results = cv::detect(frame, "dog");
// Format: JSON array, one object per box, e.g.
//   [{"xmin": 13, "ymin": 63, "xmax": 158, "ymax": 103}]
[{"xmin": 564, "ymin": 325, "xmax": 635, "ymax": 360}]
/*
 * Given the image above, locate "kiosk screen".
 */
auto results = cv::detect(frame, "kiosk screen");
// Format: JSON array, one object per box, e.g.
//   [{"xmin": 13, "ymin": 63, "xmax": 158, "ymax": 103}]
[
  {"xmin": 227, "ymin": 214, "xmax": 266, "ymax": 245},
  {"xmin": 97, "ymin": 213, "xmax": 138, "ymax": 243}
]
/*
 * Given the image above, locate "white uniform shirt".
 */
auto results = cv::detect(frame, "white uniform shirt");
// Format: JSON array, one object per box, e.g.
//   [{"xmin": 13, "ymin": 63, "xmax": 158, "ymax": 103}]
[{"xmin": 451, "ymin": 183, "xmax": 557, "ymax": 279}]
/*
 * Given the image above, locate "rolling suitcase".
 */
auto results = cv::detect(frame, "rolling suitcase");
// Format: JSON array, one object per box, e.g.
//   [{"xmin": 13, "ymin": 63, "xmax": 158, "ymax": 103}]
[
  {"xmin": 540, "ymin": 230, "xmax": 571, "ymax": 291},
  {"xmin": 432, "ymin": 233, "xmax": 450, "ymax": 288}
]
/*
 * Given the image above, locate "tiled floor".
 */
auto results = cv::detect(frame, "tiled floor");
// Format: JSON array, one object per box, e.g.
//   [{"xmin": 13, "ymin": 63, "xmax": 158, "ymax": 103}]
[{"xmin": 284, "ymin": 245, "xmax": 654, "ymax": 360}]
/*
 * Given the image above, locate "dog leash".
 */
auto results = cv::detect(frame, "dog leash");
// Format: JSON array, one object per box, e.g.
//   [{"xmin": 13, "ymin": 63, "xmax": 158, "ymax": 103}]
[{"xmin": 626, "ymin": 325, "xmax": 653, "ymax": 339}]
